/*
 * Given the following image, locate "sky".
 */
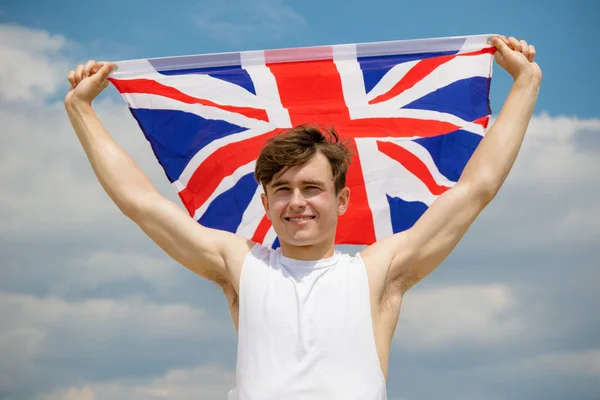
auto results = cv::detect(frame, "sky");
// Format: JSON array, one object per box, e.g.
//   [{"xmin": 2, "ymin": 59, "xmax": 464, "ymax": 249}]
[{"xmin": 1, "ymin": 1, "xmax": 599, "ymax": 399}]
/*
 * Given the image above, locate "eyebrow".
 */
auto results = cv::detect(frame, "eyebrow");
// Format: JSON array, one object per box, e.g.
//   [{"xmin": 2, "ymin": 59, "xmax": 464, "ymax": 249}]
[{"xmin": 270, "ymin": 179, "xmax": 326, "ymax": 189}]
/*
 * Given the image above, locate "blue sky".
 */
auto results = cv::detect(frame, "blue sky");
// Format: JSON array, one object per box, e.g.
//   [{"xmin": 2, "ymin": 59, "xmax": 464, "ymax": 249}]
[{"xmin": 1, "ymin": 1, "xmax": 599, "ymax": 400}]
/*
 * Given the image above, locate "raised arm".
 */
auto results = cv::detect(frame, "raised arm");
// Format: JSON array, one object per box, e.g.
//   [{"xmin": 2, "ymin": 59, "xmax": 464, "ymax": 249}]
[
  {"xmin": 362, "ymin": 36, "xmax": 542, "ymax": 295},
  {"xmin": 64, "ymin": 61, "xmax": 253, "ymax": 288}
]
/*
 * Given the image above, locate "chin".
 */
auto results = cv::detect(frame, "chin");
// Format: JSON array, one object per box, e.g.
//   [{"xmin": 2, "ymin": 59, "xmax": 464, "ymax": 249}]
[
  {"xmin": 286, "ymin": 231, "xmax": 327, "ymax": 247},
  {"xmin": 274, "ymin": 221, "xmax": 331, "ymax": 247},
  {"xmin": 284, "ymin": 235, "xmax": 316, "ymax": 246}
]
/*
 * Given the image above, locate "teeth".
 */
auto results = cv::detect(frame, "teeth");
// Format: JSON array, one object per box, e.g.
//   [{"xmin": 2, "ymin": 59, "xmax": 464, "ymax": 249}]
[{"xmin": 288, "ymin": 217, "xmax": 313, "ymax": 221}]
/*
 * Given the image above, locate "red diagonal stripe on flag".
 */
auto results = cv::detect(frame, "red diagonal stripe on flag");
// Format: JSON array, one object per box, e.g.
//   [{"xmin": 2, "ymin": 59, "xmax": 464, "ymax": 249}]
[
  {"xmin": 109, "ymin": 78, "xmax": 270, "ymax": 122},
  {"xmin": 251, "ymin": 214, "xmax": 272, "ymax": 243},
  {"xmin": 474, "ymin": 115, "xmax": 490, "ymax": 128},
  {"xmin": 368, "ymin": 47, "xmax": 496, "ymax": 106},
  {"xmin": 377, "ymin": 141, "xmax": 451, "ymax": 196},
  {"xmin": 368, "ymin": 54, "xmax": 456, "ymax": 105},
  {"xmin": 179, "ymin": 129, "xmax": 281, "ymax": 216}
]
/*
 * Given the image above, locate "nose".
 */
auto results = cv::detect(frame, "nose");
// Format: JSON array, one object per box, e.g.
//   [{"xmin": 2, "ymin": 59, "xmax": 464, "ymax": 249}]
[{"xmin": 289, "ymin": 188, "xmax": 307, "ymax": 209}]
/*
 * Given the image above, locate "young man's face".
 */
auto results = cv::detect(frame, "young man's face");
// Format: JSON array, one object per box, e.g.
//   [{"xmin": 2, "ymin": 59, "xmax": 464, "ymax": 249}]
[{"xmin": 261, "ymin": 152, "xmax": 350, "ymax": 251}]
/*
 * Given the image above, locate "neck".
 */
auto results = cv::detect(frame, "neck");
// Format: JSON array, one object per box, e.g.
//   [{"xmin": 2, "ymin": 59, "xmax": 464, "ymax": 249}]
[{"xmin": 279, "ymin": 240, "xmax": 335, "ymax": 261}]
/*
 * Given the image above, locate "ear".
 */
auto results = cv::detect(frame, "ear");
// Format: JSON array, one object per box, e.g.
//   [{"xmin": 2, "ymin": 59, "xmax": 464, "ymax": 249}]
[
  {"xmin": 337, "ymin": 187, "xmax": 350, "ymax": 216},
  {"xmin": 260, "ymin": 192, "xmax": 271, "ymax": 220}
]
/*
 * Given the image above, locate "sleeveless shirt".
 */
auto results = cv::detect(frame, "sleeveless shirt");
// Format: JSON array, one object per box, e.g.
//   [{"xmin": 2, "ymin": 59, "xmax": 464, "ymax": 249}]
[{"xmin": 228, "ymin": 243, "xmax": 387, "ymax": 400}]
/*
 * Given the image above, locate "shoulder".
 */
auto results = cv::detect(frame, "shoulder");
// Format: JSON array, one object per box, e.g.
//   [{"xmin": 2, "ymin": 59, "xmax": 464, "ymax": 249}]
[
  {"xmin": 251, "ymin": 242, "xmax": 276, "ymax": 262},
  {"xmin": 221, "ymin": 240, "xmax": 270, "ymax": 293},
  {"xmin": 235, "ymin": 241, "xmax": 276, "ymax": 273}
]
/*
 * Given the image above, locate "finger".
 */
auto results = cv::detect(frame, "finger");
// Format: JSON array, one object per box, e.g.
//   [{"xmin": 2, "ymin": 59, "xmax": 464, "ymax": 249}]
[
  {"xmin": 90, "ymin": 61, "xmax": 108, "ymax": 75},
  {"xmin": 67, "ymin": 70, "xmax": 76, "ymax": 88},
  {"xmin": 528, "ymin": 44, "xmax": 536, "ymax": 62},
  {"xmin": 83, "ymin": 60, "xmax": 96, "ymax": 78},
  {"xmin": 520, "ymin": 40, "xmax": 529, "ymax": 60},
  {"xmin": 500, "ymin": 35, "xmax": 510, "ymax": 45},
  {"xmin": 492, "ymin": 36, "xmax": 511, "ymax": 56},
  {"xmin": 74, "ymin": 64, "xmax": 84, "ymax": 84},
  {"xmin": 92, "ymin": 63, "xmax": 115, "ymax": 83},
  {"xmin": 508, "ymin": 36, "xmax": 521, "ymax": 52}
]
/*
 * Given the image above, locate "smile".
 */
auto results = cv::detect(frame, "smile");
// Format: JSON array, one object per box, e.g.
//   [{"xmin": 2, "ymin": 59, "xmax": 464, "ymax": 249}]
[{"xmin": 285, "ymin": 216, "xmax": 315, "ymax": 222}]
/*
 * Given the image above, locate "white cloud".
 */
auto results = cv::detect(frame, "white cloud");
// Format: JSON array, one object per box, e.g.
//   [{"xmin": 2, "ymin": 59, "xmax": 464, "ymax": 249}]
[
  {"xmin": 37, "ymin": 250, "xmax": 181, "ymax": 298},
  {"xmin": 463, "ymin": 348, "xmax": 600, "ymax": 384},
  {"xmin": 1, "ymin": 292, "xmax": 219, "ymax": 347},
  {"xmin": 0, "ymin": 293, "xmax": 221, "ymax": 394},
  {"xmin": 507, "ymin": 113, "xmax": 600, "ymax": 186},
  {"xmin": 0, "ymin": 24, "xmax": 71, "ymax": 102},
  {"xmin": 39, "ymin": 386, "xmax": 95, "ymax": 400},
  {"xmin": 462, "ymin": 113, "xmax": 600, "ymax": 254},
  {"xmin": 0, "ymin": 94, "xmax": 176, "ymax": 238},
  {"xmin": 0, "ymin": 24, "xmax": 177, "ymax": 239},
  {"xmin": 395, "ymin": 284, "xmax": 526, "ymax": 349},
  {"xmin": 505, "ymin": 348, "xmax": 600, "ymax": 377},
  {"xmin": 36, "ymin": 365, "xmax": 235, "ymax": 400}
]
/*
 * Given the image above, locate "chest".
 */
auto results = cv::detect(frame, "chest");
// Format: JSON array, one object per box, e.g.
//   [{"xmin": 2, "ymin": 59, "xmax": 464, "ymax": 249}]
[
  {"xmin": 233, "ymin": 260, "xmax": 387, "ymax": 396},
  {"xmin": 246, "ymin": 266, "xmax": 369, "ymax": 339}
]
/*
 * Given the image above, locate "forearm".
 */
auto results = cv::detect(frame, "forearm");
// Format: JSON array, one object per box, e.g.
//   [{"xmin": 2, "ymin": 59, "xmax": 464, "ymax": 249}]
[
  {"xmin": 460, "ymin": 74, "xmax": 541, "ymax": 198},
  {"xmin": 65, "ymin": 100, "xmax": 159, "ymax": 216}
]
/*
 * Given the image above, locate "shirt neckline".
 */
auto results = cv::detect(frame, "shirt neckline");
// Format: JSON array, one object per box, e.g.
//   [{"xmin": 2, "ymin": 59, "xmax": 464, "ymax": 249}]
[{"xmin": 277, "ymin": 248, "xmax": 341, "ymax": 269}]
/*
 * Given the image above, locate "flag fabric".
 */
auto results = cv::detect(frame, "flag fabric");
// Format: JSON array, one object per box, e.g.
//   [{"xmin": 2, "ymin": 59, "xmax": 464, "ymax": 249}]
[{"xmin": 108, "ymin": 34, "xmax": 497, "ymax": 248}]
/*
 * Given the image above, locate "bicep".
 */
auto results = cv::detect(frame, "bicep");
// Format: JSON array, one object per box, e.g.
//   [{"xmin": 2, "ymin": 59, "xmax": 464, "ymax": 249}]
[
  {"xmin": 130, "ymin": 193, "xmax": 252, "ymax": 283},
  {"xmin": 389, "ymin": 182, "xmax": 489, "ymax": 288}
]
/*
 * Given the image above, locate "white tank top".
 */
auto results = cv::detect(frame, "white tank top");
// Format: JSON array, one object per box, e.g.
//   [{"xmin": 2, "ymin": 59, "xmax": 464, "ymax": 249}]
[{"xmin": 228, "ymin": 243, "xmax": 387, "ymax": 400}]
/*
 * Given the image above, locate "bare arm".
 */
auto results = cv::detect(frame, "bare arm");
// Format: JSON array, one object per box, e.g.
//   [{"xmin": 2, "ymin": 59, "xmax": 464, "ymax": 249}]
[
  {"xmin": 361, "ymin": 36, "xmax": 542, "ymax": 295},
  {"xmin": 65, "ymin": 61, "xmax": 253, "ymax": 285}
]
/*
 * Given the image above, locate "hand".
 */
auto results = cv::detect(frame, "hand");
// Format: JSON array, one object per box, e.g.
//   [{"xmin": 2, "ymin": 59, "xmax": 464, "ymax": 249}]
[
  {"xmin": 492, "ymin": 36, "xmax": 542, "ymax": 84},
  {"xmin": 65, "ymin": 60, "xmax": 115, "ymax": 107}
]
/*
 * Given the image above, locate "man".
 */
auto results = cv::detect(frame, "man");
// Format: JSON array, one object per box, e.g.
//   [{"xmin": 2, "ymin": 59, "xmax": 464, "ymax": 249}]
[{"xmin": 65, "ymin": 35, "xmax": 541, "ymax": 399}]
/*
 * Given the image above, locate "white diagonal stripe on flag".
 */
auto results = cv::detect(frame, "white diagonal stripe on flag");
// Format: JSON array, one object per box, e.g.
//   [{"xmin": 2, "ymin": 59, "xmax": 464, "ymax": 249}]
[
  {"xmin": 126, "ymin": 93, "xmax": 272, "ymax": 131},
  {"xmin": 365, "ymin": 60, "xmax": 419, "ymax": 102},
  {"xmin": 192, "ymin": 160, "xmax": 257, "ymax": 221},
  {"xmin": 173, "ymin": 125, "xmax": 273, "ymax": 191},
  {"xmin": 376, "ymin": 53, "xmax": 491, "ymax": 110},
  {"xmin": 237, "ymin": 185, "xmax": 267, "ymax": 238}
]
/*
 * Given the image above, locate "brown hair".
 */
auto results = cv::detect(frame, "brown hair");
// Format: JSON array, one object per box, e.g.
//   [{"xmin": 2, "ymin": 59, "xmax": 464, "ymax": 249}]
[{"xmin": 255, "ymin": 124, "xmax": 353, "ymax": 194}]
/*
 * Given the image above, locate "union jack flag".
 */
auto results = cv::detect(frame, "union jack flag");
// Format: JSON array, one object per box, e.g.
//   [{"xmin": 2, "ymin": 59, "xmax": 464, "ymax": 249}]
[{"xmin": 109, "ymin": 34, "xmax": 497, "ymax": 249}]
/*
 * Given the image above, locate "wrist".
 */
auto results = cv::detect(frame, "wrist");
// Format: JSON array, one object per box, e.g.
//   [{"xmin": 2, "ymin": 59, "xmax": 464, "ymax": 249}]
[
  {"xmin": 513, "ymin": 70, "xmax": 542, "ymax": 90},
  {"xmin": 65, "ymin": 98, "xmax": 93, "ymax": 115}
]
